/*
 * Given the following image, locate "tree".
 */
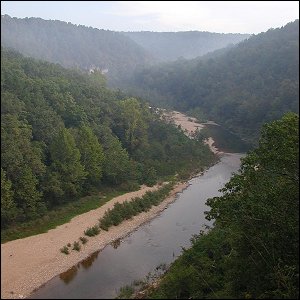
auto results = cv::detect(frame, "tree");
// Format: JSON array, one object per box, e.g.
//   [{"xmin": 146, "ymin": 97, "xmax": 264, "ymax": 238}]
[
  {"xmin": 103, "ymin": 135, "xmax": 133, "ymax": 185},
  {"xmin": 72, "ymin": 125, "xmax": 105, "ymax": 186},
  {"xmin": 206, "ymin": 112, "xmax": 299, "ymax": 298},
  {"xmin": 148, "ymin": 113, "xmax": 299, "ymax": 299},
  {"xmin": 1, "ymin": 115, "xmax": 46, "ymax": 220},
  {"xmin": 1, "ymin": 114, "xmax": 46, "ymax": 181},
  {"xmin": 1, "ymin": 168, "xmax": 18, "ymax": 227},
  {"xmin": 48, "ymin": 128, "xmax": 87, "ymax": 202},
  {"xmin": 116, "ymin": 98, "xmax": 149, "ymax": 153},
  {"xmin": 13, "ymin": 165, "xmax": 45, "ymax": 220}
]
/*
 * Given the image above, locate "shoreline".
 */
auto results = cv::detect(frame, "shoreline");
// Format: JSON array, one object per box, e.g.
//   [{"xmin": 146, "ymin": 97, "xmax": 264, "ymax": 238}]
[
  {"xmin": 161, "ymin": 110, "xmax": 223, "ymax": 155},
  {"xmin": 204, "ymin": 137, "xmax": 224, "ymax": 155},
  {"xmin": 1, "ymin": 181, "xmax": 190, "ymax": 299}
]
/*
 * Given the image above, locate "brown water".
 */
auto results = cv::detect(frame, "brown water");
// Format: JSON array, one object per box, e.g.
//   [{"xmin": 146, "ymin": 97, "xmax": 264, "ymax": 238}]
[{"xmin": 29, "ymin": 153, "xmax": 244, "ymax": 299}]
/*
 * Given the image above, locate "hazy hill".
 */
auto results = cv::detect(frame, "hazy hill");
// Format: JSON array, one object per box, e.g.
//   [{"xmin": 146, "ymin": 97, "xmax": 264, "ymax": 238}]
[
  {"xmin": 1, "ymin": 15, "xmax": 155, "ymax": 85},
  {"xmin": 1, "ymin": 15, "xmax": 250, "ymax": 86},
  {"xmin": 122, "ymin": 31, "xmax": 250, "ymax": 61},
  {"xmin": 127, "ymin": 20, "xmax": 299, "ymax": 143}
]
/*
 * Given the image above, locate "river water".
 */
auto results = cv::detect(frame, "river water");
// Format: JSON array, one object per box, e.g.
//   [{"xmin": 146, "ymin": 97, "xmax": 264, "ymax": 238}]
[{"xmin": 30, "ymin": 152, "xmax": 244, "ymax": 299}]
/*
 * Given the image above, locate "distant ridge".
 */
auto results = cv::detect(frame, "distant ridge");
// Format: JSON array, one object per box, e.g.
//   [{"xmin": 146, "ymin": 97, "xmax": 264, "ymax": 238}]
[
  {"xmin": 1, "ymin": 15, "xmax": 249, "ymax": 84},
  {"xmin": 1, "ymin": 14, "xmax": 155, "ymax": 84},
  {"xmin": 122, "ymin": 30, "xmax": 250, "ymax": 61}
]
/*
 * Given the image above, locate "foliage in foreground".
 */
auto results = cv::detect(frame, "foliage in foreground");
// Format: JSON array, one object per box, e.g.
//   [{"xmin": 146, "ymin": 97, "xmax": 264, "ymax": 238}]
[{"xmin": 144, "ymin": 113, "xmax": 299, "ymax": 299}]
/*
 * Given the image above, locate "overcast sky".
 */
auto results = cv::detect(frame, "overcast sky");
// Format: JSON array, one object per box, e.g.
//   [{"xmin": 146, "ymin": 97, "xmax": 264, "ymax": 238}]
[{"xmin": 1, "ymin": 1, "xmax": 299, "ymax": 34}]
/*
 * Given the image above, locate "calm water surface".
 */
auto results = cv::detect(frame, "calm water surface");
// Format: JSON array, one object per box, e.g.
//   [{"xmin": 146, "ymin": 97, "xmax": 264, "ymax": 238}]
[
  {"xmin": 30, "ymin": 153, "xmax": 244, "ymax": 299},
  {"xmin": 203, "ymin": 124, "xmax": 252, "ymax": 153}
]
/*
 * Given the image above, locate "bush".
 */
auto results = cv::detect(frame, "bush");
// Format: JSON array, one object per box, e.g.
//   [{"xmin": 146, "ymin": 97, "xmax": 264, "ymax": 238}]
[
  {"xmin": 60, "ymin": 245, "xmax": 69, "ymax": 255},
  {"xmin": 73, "ymin": 241, "xmax": 81, "ymax": 251},
  {"xmin": 117, "ymin": 285, "xmax": 135, "ymax": 299},
  {"xmin": 84, "ymin": 225, "xmax": 100, "ymax": 237},
  {"xmin": 79, "ymin": 236, "xmax": 88, "ymax": 244},
  {"xmin": 99, "ymin": 222, "xmax": 109, "ymax": 231},
  {"xmin": 122, "ymin": 201, "xmax": 135, "ymax": 219},
  {"xmin": 98, "ymin": 183, "xmax": 174, "ymax": 232}
]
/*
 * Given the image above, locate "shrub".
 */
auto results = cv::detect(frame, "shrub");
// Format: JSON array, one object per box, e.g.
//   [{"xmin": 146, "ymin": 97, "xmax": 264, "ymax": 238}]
[
  {"xmin": 79, "ymin": 236, "xmax": 88, "ymax": 244},
  {"xmin": 60, "ymin": 245, "xmax": 69, "ymax": 255},
  {"xmin": 99, "ymin": 222, "xmax": 109, "ymax": 231},
  {"xmin": 84, "ymin": 225, "xmax": 100, "ymax": 237},
  {"xmin": 98, "ymin": 183, "xmax": 175, "ymax": 232},
  {"xmin": 67, "ymin": 243, "xmax": 71, "ymax": 247},
  {"xmin": 117, "ymin": 285, "xmax": 135, "ymax": 299},
  {"xmin": 73, "ymin": 241, "xmax": 81, "ymax": 251}
]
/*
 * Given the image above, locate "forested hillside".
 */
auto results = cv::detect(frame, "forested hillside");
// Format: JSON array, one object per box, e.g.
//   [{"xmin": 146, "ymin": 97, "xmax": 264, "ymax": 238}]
[
  {"xmin": 138, "ymin": 112, "xmax": 299, "ymax": 299},
  {"xmin": 1, "ymin": 15, "xmax": 155, "ymax": 85},
  {"xmin": 1, "ymin": 15, "xmax": 250, "ymax": 87},
  {"xmin": 1, "ymin": 48, "xmax": 215, "ymax": 231},
  {"xmin": 127, "ymin": 20, "xmax": 299, "ymax": 144},
  {"xmin": 122, "ymin": 31, "xmax": 250, "ymax": 61}
]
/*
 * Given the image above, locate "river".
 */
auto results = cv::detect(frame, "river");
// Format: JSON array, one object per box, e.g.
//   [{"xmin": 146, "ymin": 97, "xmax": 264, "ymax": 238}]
[{"xmin": 29, "ymin": 152, "xmax": 244, "ymax": 299}]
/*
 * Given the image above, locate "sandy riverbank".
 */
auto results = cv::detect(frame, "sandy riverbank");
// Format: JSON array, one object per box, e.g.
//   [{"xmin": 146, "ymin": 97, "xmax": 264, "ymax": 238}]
[
  {"xmin": 162, "ymin": 110, "xmax": 223, "ymax": 154},
  {"xmin": 204, "ymin": 137, "xmax": 223, "ymax": 155},
  {"xmin": 1, "ymin": 181, "xmax": 189, "ymax": 299},
  {"xmin": 161, "ymin": 110, "xmax": 205, "ymax": 137}
]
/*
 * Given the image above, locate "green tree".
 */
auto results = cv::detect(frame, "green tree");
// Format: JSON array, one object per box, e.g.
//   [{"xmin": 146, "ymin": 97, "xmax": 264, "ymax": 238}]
[
  {"xmin": 103, "ymin": 135, "xmax": 133, "ymax": 185},
  {"xmin": 1, "ymin": 115, "xmax": 46, "ymax": 220},
  {"xmin": 206, "ymin": 112, "xmax": 299, "ymax": 298},
  {"xmin": 73, "ymin": 125, "xmax": 105, "ymax": 186},
  {"xmin": 48, "ymin": 128, "xmax": 87, "ymax": 202},
  {"xmin": 1, "ymin": 115, "xmax": 46, "ymax": 181},
  {"xmin": 13, "ymin": 165, "xmax": 45, "ymax": 220},
  {"xmin": 1, "ymin": 168, "xmax": 18, "ymax": 227},
  {"xmin": 116, "ymin": 98, "xmax": 149, "ymax": 153}
]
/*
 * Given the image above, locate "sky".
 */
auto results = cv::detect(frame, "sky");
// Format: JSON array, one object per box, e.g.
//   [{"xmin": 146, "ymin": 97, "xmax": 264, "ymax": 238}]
[{"xmin": 1, "ymin": 1, "xmax": 299, "ymax": 34}]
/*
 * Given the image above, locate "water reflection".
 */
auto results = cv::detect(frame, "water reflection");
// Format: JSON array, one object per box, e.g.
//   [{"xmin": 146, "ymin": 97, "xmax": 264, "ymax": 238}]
[
  {"xmin": 59, "ymin": 250, "xmax": 101, "ymax": 284},
  {"xmin": 80, "ymin": 250, "xmax": 100, "ymax": 270},
  {"xmin": 204, "ymin": 124, "xmax": 252, "ymax": 153},
  {"xmin": 59, "ymin": 265, "xmax": 78, "ymax": 285}
]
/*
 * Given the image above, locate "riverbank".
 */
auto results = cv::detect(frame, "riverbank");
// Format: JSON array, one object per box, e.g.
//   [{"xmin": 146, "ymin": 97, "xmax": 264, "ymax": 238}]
[
  {"xmin": 1, "ymin": 181, "xmax": 190, "ymax": 299},
  {"xmin": 161, "ymin": 109, "xmax": 223, "ymax": 155},
  {"xmin": 161, "ymin": 110, "xmax": 205, "ymax": 135},
  {"xmin": 204, "ymin": 137, "xmax": 223, "ymax": 155}
]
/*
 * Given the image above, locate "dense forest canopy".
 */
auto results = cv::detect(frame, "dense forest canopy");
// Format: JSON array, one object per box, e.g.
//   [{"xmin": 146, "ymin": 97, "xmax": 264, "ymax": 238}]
[
  {"xmin": 1, "ymin": 48, "xmax": 215, "ymax": 230},
  {"xmin": 144, "ymin": 112, "xmax": 299, "ymax": 299},
  {"xmin": 125, "ymin": 20, "xmax": 299, "ymax": 144}
]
